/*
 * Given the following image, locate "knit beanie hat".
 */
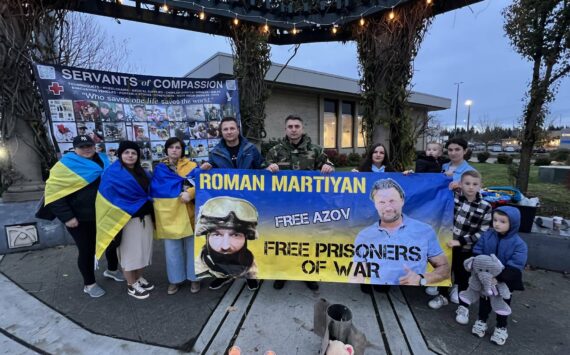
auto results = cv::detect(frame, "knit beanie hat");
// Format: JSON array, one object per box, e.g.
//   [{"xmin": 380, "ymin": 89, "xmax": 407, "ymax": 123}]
[{"xmin": 117, "ymin": 140, "xmax": 141, "ymax": 159}]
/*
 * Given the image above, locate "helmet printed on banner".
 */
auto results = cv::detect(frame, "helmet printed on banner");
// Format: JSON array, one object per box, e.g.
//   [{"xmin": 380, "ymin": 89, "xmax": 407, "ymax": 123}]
[{"xmin": 195, "ymin": 197, "xmax": 259, "ymax": 240}]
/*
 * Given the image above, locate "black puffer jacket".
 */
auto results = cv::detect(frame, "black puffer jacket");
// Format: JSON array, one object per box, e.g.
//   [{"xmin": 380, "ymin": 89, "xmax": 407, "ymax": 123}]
[
  {"xmin": 48, "ymin": 155, "xmax": 103, "ymax": 223},
  {"xmin": 415, "ymin": 154, "xmax": 450, "ymax": 173}
]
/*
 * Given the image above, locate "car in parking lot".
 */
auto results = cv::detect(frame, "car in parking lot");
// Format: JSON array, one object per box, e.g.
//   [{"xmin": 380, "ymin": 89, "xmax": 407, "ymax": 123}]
[{"xmin": 504, "ymin": 146, "xmax": 516, "ymax": 153}]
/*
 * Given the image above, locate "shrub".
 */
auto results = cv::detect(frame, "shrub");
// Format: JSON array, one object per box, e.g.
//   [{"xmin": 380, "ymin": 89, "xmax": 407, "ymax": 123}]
[
  {"xmin": 336, "ymin": 154, "xmax": 348, "ymax": 167},
  {"xmin": 534, "ymin": 156, "xmax": 551, "ymax": 166},
  {"xmin": 477, "ymin": 151, "xmax": 490, "ymax": 163},
  {"xmin": 464, "ymin": 148, "xmax": 473, "ymax": 161},
  {"xmin": 496, "ymin": 154, "xmax": 513, "ymax": 164},
  {"xmin": 347, "ymin": 152, "xmax": 361, "ymax": 167},
  {"xmin": 550, "ymin": 149, "xmax": 570, "ymax": 162}
]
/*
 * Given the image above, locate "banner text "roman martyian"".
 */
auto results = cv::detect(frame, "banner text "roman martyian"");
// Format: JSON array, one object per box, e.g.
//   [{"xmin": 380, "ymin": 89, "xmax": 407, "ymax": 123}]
[{"xmin": 199, "ymin": 174, "xmax": 366, "ymax": 194}]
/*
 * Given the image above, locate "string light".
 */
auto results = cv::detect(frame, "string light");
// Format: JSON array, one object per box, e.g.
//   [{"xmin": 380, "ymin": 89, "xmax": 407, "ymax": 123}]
[
  {"xmin": 427, "ymin": 0, "xmax": 433, "ymax": 4},
  {"xmin": 126, "ymin": 0, "xmax": 412, "ymax": 36}
]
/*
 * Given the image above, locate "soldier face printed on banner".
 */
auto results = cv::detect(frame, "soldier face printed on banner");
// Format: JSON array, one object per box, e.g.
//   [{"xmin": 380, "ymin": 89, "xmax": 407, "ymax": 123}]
[
  {"xmin": 207, "ymin": 228, "xmax": 246, "ymax": 255},
  {"xmin": 195, "ymin": 197, "xmax": 258, "ymax": 279}
]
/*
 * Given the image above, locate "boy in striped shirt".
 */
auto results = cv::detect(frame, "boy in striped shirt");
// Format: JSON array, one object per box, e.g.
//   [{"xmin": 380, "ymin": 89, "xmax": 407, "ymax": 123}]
[{"xmin": 428, "ymin": 170, "xmax": 492, "ymax": 326}]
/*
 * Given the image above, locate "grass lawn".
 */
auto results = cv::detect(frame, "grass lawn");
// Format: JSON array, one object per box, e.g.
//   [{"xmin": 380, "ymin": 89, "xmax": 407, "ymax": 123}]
[
  {"xmin": 338, "ymin": 164, "xmax": 570, "ymax": 218},
  {"xmin": 472, "ymin": 162, "xmax": 570, "ymax": 218}
]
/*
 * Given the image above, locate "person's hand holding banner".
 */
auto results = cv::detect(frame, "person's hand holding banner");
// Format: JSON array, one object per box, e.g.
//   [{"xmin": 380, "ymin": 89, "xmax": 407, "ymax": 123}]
[{"xmin": 266, "ymin": 163, "xmax": 279, "ymax": 173}]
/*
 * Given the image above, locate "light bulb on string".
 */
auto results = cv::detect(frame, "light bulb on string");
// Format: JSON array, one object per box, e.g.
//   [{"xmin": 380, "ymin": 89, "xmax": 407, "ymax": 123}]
[
  {"xmin": 292, "ymin": 26, "xmax": 298, "ymax": 35},
  {"xmin": 359, "ymin": 17, "xmax": 365, "ymax": 26},
  {"xmin": 199, "ymin": 7, "xmax": 206, "ymax": 20},
  {"xmin": 427, "ymin": 0, "xmax": 433, "ymax": 4},
  {"xmin": 263, "ymin": 21, "xmax": 270, "ymax": 33},
  {"xmin": 332, "ymin": 25, "xmax": 338, "ymax": 34},
  {"xmin": 389, "ymin": 9, "xmax": 395, "ymax": 20},
  {"xmin": 233, "ymin": 17, "xmax": 239, "ymax": 26},
  {"xmin": 161, "ymin": 1, "xmax": 168, "ymax": 12}
]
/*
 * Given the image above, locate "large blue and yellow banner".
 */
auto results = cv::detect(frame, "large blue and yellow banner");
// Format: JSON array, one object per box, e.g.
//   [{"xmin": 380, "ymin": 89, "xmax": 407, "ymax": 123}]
[{"xmin": 194, "ymin": 170, "xmax": 454, "ymax": 286}]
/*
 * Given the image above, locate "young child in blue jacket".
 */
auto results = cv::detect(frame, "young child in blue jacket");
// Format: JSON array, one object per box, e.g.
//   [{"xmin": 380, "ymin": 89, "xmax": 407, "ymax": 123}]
[{"xmin": 470, "ymin": 206, "xmax": 528, "ymax": 346}]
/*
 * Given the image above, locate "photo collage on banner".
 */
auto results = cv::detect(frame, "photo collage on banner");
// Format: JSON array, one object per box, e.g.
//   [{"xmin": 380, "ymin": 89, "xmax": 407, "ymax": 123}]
[{"xmin": 35, "ymin": 64, "xmax": 239, "ymax": 170}]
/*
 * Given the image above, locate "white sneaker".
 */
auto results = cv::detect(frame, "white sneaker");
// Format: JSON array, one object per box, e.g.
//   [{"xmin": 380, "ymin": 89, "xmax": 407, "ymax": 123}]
[
  {"xmin": 136, "ymin": 276, "xmax": 155, "ymax": 291},
  {"xmin": 455, "ymin": 305, "xmax": 469, "ymax": 325},
  {"xmin": 428, "ymin": 295, "xmax": 449, "ymax": 309},
  {"xmin": 490, "ymin": 327, "xmax": 508, "ymax": 346},
  {"xmin": 128, "ymin": 281, "xmax": 150, "ymax": 300},
  {"xmin": 471, "ymin": 320, "xmax": 488, "ymax": 338},
  {"xmin": 450, "ymin": 285, "xmax": 459, "ymax": 304},
  {"xmin": 425, "ymin": 286, "xmax": 439, "ymax": 296}
]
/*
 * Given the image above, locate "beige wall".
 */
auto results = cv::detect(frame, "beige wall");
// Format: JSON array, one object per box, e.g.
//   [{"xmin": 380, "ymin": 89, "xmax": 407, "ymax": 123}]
[
  {"xmin": 263, "ymin": 86, "xmax": 430, "ymax": 154},
  {"xmin": 264, "ymin": 87, "xmax": 320, "ymax": 142}
]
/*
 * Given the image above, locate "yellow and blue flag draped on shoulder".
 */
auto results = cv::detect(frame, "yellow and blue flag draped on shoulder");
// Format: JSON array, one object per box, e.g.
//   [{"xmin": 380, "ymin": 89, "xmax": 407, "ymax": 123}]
[
  {"xmin": 95, "ymin": 161, "xmax": 151, "ymax": 259},
  {"xmin": 44, "ymin": 153, "xmax": 110, "ymax": 205},
  {"xmin": 150, "ymin": 163, "xmax": 195, "ymax": 239}
]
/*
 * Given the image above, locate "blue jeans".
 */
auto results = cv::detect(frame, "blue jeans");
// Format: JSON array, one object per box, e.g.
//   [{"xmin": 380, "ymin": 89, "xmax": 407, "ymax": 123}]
[{"xmin": 164, "ymin": 236, "xmax": 197, "ymax": 284}]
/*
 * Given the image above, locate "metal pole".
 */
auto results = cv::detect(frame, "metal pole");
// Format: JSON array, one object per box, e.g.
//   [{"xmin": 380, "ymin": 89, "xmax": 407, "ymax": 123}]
[
  {"xmin": 467, "ymin": 105, "xmax": 471, "ymax": 132},
  {"xmin": 453, "ymin": 82, "xmax": 463, "ymax": 134}
]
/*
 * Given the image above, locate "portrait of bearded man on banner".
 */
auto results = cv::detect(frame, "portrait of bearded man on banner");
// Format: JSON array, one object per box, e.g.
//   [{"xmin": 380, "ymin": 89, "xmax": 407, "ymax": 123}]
[{"xmin": 195, "ymin": 196, "xmax": 258, "ymax": 281}]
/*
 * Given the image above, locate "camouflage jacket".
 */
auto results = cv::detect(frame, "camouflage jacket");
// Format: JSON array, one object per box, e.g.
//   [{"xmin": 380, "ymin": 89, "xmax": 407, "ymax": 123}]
[{"xmin": 266, "ymin": 135, "xmax": 332, "ymax": 171}]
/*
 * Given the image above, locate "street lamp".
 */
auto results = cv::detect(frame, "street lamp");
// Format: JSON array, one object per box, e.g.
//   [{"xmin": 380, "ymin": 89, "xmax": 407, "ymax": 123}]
[
  {"xmin": 465, "ymin": 99, "xmax": 473, "ymax": 132},
  {"xmin": 454, "ymin": 82, "xmax": 464, "ymax": 133}
]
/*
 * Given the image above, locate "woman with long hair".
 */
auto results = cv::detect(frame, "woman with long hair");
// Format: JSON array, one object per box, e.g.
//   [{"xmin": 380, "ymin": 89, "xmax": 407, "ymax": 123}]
[
  {"xmin": 352, "ymin": 143, "xmax": 394, "ymax": 173},
  {"xmin": 96, "ymin": 140, "xmax": 155, "ymax": 299}
]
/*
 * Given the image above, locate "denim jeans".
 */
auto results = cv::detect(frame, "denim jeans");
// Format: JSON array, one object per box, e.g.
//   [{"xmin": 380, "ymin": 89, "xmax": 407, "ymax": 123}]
[{"xmin": 164, "ymin": 236, "xmax": 197, "ymax": 284}]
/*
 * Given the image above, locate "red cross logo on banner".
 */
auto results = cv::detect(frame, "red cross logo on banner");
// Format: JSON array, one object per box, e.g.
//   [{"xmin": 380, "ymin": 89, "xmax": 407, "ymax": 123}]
[{"xmin": 48, "ymin": 82, "xmax": 64, "ymax": 95}]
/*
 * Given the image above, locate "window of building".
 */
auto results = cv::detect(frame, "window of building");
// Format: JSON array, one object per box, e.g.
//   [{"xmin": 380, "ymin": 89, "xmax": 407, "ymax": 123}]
[
  {"xmin": 341, "ymin": 102, "xmax": 354, "ymax": 148},
  {"xmin": 323, "ymin": 100, "xmax": 337, "ymax": 149},
  {"xmin": 357, "ymin": 114, "xmax": 365, "ymax": 148}
]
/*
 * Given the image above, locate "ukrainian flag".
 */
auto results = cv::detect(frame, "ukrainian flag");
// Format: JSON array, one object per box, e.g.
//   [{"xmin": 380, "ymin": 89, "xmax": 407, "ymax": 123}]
[
  {"xmin": 44, "ymin": 153, "xmax": 110, "ymax": 205},
  {"xmin": 95, "ymin": 161, "xmax": 151, "ymax": 259},
  {"xmin": 150, "ymin": 163, "xmax": 194, "ymax": 239}
]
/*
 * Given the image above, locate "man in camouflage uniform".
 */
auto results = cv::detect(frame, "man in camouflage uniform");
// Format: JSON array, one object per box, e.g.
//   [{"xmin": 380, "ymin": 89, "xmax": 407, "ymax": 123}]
[{"xmin": 266, "ymin": 115, "xmax": 334, "ymax": 291}]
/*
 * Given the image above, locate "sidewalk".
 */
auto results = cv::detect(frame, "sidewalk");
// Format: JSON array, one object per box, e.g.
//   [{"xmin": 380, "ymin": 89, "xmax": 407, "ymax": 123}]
[{"xmin": 1, "ymin": 245, "xmax": 569, "ymax": 354}]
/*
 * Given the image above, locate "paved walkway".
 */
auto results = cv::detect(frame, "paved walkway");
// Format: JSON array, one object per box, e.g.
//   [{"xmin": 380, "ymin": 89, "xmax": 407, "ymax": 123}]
[{"xmin": 1, "ymin": 248, "xmax": 569, "ymax": 354}]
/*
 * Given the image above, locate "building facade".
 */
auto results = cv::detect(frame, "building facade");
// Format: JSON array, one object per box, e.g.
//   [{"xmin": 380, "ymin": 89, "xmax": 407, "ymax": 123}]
[{"xmin": 187, "ymin": 53, "xmax": 451, "ymax": 153}]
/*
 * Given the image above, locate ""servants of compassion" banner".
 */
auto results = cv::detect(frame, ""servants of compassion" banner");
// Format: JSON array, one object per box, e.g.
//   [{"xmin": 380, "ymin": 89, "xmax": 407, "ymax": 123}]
[
  {"xmin": 33, "ymin": 63, "xmax": 240, "ymax": 167},
  {"xmin": 194, "ymin": 170, "xmax": 454, "ymax": 286}
]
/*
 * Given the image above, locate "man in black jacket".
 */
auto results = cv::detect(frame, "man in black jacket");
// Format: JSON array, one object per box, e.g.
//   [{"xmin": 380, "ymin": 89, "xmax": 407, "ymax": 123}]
[{"xmin": 48, "ymin": 135, "xmax": 123, "ymax": 297}]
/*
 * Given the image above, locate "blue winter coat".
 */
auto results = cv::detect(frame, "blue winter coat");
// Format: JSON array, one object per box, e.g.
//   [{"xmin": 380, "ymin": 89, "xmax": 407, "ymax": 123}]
[
  {"xmin": 473, "ymin": 206, "xmax": 528, "ymax": 291},
  {"xmin": 208, "ymin": 136, "xmax": 265, "ymax": 169}
]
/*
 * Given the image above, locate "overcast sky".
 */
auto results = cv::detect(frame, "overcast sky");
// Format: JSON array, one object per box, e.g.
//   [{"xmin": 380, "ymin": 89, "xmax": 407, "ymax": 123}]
[{"xmin": 94, "ymin": 0, "xmax": 569, "ymax": 129}]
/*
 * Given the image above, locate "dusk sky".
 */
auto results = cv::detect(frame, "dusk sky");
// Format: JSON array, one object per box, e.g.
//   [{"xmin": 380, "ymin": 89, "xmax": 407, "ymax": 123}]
[{"xmin": 93, "ymin": 0, "xmax": 569, "ymax": 129}]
